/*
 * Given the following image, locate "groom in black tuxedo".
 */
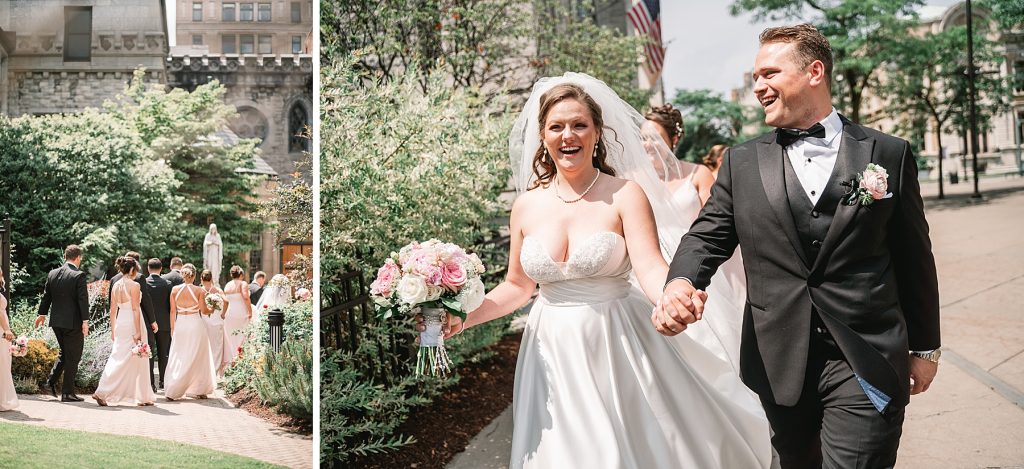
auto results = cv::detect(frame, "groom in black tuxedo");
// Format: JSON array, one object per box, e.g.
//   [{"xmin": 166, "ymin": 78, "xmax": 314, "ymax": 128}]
[
  {"xmin": 145, "ymin": 258, "xmax": 173, "ymax": 390},
  {"xmin": 35, "ymin": 245, "xmax": 90, "ymax": 402},
  {"xmin": 655, "ymin": 24, "xmax": 940, "ymax": 468}
]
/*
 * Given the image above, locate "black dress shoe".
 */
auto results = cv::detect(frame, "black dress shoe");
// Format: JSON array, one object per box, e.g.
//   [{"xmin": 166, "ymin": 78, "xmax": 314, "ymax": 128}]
[
  {"xmin": 46, "ymin": 383, "xmax": 58, "ymax": 398},
  {"xmin": 61, "ymin": 394, "xmax": 84, "ymax": 402}
]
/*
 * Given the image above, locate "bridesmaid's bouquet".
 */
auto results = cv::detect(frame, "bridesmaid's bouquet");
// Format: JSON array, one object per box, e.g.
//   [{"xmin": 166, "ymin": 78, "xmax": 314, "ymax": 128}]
[
  {"xmin": 205, "ymin": 293, "xmax": 225, "ymax": 313},
  {"xmin": 370, "ymin": 239, "xmax": 487, "ymax": 376},
  {"xmin": 9, "ymin": 336, "xmax": 28, "ymax": 357},
  {"xmin": 131, "ymin": 342, "xmax": 152, "ymax": 359}
]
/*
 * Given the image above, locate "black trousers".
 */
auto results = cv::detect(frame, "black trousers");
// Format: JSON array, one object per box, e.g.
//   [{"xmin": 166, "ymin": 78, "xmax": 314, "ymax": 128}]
[
  {"xmin": 760, "ymin": 333, "xmax": 905, "ymax": 469},
  {"xmin": 47, "ymin": 326, "xmax": 84, "ymax": 394},
  {"xmin": 154, "ymin": 329, "xmax": 172, "ymax": 388}
]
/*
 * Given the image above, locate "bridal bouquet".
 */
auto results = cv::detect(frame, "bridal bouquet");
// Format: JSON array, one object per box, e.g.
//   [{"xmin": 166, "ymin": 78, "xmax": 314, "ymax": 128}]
[
  {"xmin": 205, "ymin": 293, "xmax": 225, "ymax": 313},
  {"xmin": 9, "ymin": 336, "xmax": 28, "ymax": 357},
  {"xmin": 370, "ymin": 239, "xmax": 487, "ymax": 376},
  {"xmin": 130, "ymin": 342, "xmax": 152, "ymax": 359}
]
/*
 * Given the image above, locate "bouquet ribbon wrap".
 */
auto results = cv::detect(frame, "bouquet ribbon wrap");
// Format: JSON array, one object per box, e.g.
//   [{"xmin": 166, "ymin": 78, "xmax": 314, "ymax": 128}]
[{"xmin": 417, "ymin": 307, "xmax": 452, "ymax": 376}]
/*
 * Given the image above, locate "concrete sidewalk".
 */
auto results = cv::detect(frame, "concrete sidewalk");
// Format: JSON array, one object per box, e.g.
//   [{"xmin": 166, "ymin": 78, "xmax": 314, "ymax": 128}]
[
  {"xmin": 449, "ymin": 178, "xmax": 1024, "ymax": 469},
  {"xmin": 0, "ymin": 389, "xmax": 312, "ymax": 468}
]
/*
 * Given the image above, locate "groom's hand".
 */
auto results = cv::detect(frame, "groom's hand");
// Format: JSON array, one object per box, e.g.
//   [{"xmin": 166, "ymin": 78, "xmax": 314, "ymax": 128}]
[
  {"xmin": 652, "ymin": 279, "xmax": 706, "ymax": 336},
  {"xmin": 909, "ymin": 356, "xmax": 938, "ymax": 395}
]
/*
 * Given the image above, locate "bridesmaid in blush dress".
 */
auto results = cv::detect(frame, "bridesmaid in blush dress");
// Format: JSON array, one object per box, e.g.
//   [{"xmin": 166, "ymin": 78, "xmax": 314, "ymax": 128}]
[
  {"xmin": 200, "ymin": 269, "xmax": 229, "ymax": 377},
  {"xmin": 222, "ymin": 265, "xmax": 251, "ymax": 365},
  {"xmin": 163, "ymin": 264, "xmax": 216, "ymax": 401},
  {"xmin": 0, "ymin": 268, "xmax": 19, "ymax": 411},
  {"xmin": 92, "ymin": 257, "xmax": 156, "ymax": 406}
]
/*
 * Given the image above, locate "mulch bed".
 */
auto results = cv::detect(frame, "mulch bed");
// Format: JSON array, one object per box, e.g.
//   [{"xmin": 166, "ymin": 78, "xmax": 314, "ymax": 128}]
[
  {"xmin": 226, "ymin": 389, "xmax": 312, "ymax": 435},
  {"xmin": 348, "ymin": 331, "xmax": 523, "ymax": 469}
]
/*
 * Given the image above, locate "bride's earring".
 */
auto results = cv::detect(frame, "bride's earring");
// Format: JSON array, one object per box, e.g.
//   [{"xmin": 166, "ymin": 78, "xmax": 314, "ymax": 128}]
[
  {"xmin": 543, "ymin": 147, "xmax": 549, "ymax": 161},
  {"xmin": 593, "ymin": 141, "xmax": 600, "ymax": 158}
]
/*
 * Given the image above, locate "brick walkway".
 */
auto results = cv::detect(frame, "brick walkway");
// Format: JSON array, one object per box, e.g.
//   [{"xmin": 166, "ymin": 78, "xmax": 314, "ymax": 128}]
[{"xmin": 0, "ymin": 390, "xmax": 312, "ymax": 468}]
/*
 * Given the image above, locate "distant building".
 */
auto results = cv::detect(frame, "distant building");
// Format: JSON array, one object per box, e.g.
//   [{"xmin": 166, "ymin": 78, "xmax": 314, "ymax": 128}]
[
  {"xmin": 169, "ymin": 0, "xmax": 313, "ymax": 279},
  {"xmin": 0, "ymin": 0, "xmax": 168, "ymax": 116}
]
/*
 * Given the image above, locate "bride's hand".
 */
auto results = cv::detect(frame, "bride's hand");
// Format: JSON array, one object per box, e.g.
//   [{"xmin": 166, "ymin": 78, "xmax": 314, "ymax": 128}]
[
  {"xmin": 414, "ymin": 313, "xmax": 465, "ymax": 341},
  {"xmin": 2, "ymin": 330, "xmax": 13, "ymax": 341}
]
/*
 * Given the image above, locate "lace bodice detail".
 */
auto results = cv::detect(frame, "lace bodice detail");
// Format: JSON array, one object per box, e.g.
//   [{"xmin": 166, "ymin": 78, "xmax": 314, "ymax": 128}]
[{"xmin": 520, "ymin": 232, "xmax": 629, "ymax": 284}]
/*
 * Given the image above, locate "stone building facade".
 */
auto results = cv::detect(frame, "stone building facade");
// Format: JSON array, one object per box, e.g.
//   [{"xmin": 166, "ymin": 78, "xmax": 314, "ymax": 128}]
[{"xmin": 0, "ymin": 0, "xmax": 168, "ymax": 116}]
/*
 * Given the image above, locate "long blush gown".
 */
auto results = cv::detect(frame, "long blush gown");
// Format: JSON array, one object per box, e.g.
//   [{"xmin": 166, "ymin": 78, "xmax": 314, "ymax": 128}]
[
  {"xmin": 202, "ymin": 287, "xmax": 228, "ymax": 377},
  {"xmin": 163, "ymin": 285, "xmax": 216, "ymax": 399},
  {"xmin": 222, "ymin": 284, "xmax": 249, "ymax": 364},
  {"xmin": 93, "ymin": 282, "xmax": 156, "ymax": 405},
  {"xmin": 511, "ymin": 231, "xmax": 773, "ymax": 468},
  {"xmin": 0, "ymin": 338, "xmax": 18, "ymax": 411}
]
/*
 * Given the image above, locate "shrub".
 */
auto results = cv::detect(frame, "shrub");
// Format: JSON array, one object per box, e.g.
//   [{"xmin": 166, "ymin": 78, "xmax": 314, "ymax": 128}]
[
  {"xmin": 13, "ymin": 376, "xmax": 38, "ymax": 394},
  {"xmin": 75, "ymin": 323, "xmax": 114, "ymax": 391},
  {"xmin": 252, "ymin": 340, "xmax": 313, "ymax": 425},
  {"xmin": 11, "ymin": 339, "xmax": 58, "ymax": 387}
]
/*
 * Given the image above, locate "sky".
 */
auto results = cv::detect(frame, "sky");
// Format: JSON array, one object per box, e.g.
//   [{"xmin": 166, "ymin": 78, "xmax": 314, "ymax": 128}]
[{"xmin": 660, "ymin": 0, "xmax": 965, "ymax": 103}]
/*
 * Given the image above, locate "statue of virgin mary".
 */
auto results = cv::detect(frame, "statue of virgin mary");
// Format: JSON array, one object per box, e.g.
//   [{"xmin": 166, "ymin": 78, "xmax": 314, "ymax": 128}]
[{"xmin": 203, "ymin": 223, "xmax": 223, "ymax": 283}]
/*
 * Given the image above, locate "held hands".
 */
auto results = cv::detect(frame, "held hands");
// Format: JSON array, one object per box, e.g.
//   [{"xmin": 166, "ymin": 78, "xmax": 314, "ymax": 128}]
[
  {"xmin": 151, "ymin": 322, "xmax": 158, "ymax": 333},
  {"xmin": 414, "ymin": 312, "xmax": 466, "ymax": 341},
  {"xmin": 651, "ymin": 279, "xmax": 708, "ymax": 336},
  {"xmin": 909, "ymin": 356, "xmax": 938, "ymax": 395}
]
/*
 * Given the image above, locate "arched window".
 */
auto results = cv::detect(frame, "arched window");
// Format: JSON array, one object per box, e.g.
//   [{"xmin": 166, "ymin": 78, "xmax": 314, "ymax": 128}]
[{"xmin": 289, "ymin": 102, "xmax": 310, "ymax": 153}]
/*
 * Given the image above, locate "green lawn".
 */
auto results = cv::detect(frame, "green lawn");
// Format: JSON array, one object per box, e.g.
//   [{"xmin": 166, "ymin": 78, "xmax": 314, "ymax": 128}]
[{"xmin": 0, "ymin": 421, "xmax": 285, "ymax": 468}]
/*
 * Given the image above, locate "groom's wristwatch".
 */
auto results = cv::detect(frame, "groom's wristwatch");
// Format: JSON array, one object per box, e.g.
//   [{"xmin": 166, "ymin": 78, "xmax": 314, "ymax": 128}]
[{"xmin": 910, "ymin": 349, "xmax": 941, "ymax": 363}]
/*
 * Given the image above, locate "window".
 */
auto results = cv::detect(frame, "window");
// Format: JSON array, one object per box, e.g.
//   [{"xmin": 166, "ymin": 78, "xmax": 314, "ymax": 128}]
[
  {"xmin": 240, "ymin": 34, "xmax": 254, "ymax": 54},
  {"xmin": 223, "ymin": 3, "xmax": 236, "ymax": 21},
  {"xmin": 222, "ymin": 34, "xmax": 236, "ymax": 53},
  {"xmin": 192, "ymin": 34, "xmax": 203, "ymax": 45},
  {"xmin": 291, "ymin": 35, "xmax": 302, "ymax": 54},
  {"xmin": 258, "ymin": 35, "xmax": 272, "ymax": 54},
  {"xmin": 258, "ymin": 3, "xmax": 271, "ymax": 21},
  {"xmin": 240, "ymin": 3, "xmax": 254, "ymax": 21},
  {"xmin": 1015, "ymin": 61, "xmax": 1024, "ymax": 93},
  {"xmin": 289, "ymin": 102, "xmax": 311, "ymax": 152},
  {"xmin": 1017, "ymin": 111, "xmax": 1024, "ymax": 144},
  {"xmin": 64, "ymin": 7, "xmax": 92, "ymax": 62},
  {"xmin": 192, "ymin": 2, "xmax": 203, "ymax": 21},
  {"xmin": 249, "ymin": 232, "xmax": 263, "ymax": 273},
  {"xmin": 291, "ymin": 2, "xmax": 301, "ymax": 23}
]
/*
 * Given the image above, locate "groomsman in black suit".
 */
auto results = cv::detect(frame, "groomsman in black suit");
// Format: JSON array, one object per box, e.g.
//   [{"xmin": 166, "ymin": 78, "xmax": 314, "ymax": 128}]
[
  {"xmin": 249, "ymin": 271, "xmax": 266, "ymax": 305},
  {"xmin": 145, "ymin": 258, "xmax": 173, "ymax": 390},
  {"xmin": 35, "ymin": 245, "xmax": 90, "ymax": 402},
  {"xmin": 109, "ymin": 251, "xmax": 159, "ymax": 389},
  {"xmin": 163, "ymin": 257, "xmax": 185, "ymax": 287}
]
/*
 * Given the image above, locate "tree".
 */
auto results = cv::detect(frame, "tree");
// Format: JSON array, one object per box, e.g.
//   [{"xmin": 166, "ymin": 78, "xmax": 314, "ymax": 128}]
[
  {"xmin": 0, "ymin": 111, "xmax": 181, "ymax": 294},
  {"xmin": 259, "ymin": 148, "xmax": 313, "ymax": 288},
  {"xmin": 671, "ymin": 89, "xmax": 770, "ymax": 162},
  {"xmin": 881, "ymin": 25, "xmax": 1014, "ymax": 198},
  {"xmin": 982, "ymin": 0, "xmax": 1024, "ymax": 29},
  {"xmin": 109, "ymin": 70, "xmax": 264, "ymax": 276},
  {"xmin": 730, "ymin": 0, "xmax": 924, "ymax": 123}
]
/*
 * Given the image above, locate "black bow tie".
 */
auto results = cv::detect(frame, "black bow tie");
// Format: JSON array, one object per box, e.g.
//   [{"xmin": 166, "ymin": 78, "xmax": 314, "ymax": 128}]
[{"xmin": 776, "ymin": 123, "xmax": 826, "ymax": 147}]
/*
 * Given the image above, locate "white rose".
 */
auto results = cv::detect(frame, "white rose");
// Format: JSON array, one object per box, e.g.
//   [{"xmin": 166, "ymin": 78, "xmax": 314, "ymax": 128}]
[
  {"xmin": 396, "ymin": 274, "xmax": 429, "ymax": 305},
  {"xmin": 425, "ymin": 284, "xmax": 444, "ymax": 301},
  {"xmin": 455, "ymin": 277, "xmax": 486, "ymax": 313}
]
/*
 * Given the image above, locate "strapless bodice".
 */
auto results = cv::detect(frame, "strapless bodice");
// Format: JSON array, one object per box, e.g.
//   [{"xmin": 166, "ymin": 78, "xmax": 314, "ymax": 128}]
[{"xmin": 521, "ymin": 232, "xmax": 632, "ymax": 305}]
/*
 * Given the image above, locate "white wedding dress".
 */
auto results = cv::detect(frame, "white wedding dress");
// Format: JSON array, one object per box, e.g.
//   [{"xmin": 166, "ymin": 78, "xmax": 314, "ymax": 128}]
[
  {"xmin": 93, "ymin": 282, "xmax": 156, "ymax": 405},
  {"xmin": 512, "ymin": 231, "xmax": 773, "ymax": 468}
]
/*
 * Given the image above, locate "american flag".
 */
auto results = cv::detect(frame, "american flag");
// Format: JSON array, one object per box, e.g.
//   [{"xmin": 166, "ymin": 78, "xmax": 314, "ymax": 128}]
[{"xmin": 627, "ymin": 0, "xmax": 665, "ymax": 81}]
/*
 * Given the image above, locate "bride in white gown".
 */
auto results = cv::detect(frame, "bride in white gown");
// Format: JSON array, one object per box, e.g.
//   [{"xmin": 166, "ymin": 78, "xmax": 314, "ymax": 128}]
[{"xmin": 439, "ymin": 74, "xmax": 774, "ymax": 468}]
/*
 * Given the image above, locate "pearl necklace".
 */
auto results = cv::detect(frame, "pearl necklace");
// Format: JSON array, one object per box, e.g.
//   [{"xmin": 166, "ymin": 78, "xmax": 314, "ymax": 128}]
[{"xmin": 555, "ymin": 171, "xmax": 601, "ymax": 204}]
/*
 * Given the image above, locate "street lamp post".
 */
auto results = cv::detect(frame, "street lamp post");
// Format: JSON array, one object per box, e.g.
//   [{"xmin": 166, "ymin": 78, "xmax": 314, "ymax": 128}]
[{"xmin": 966, "ymin": 0, "xmax": 983, "ymax": 199}]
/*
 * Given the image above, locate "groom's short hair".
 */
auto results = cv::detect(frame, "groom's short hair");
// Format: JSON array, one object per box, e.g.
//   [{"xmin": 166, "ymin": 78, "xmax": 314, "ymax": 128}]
[
  {"xmin": 148, "ymin": 258, "xmax": 162, "ymax": 272},
  {"xmin": 760, "ymin": 24, "xmax": 833, "ymax": 87},
  {"xmin": 64, "ymin": 245, "xmax": 83, "ymax": 260},
  {"xmin": 169, "ymin": 257, "xmax": 183, "ymax": 268}
]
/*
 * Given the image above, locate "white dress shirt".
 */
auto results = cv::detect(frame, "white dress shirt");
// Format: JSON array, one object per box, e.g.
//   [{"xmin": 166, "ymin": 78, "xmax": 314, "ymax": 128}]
[{"xmin": 785, "ymin": 109, "xmax": 844, "ymax": 206}]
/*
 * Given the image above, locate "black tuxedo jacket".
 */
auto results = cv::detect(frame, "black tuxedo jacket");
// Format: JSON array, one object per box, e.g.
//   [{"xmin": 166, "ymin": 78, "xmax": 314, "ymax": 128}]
[
  {"xmin": 145, "ymin": 274, "xmax": 173, "ymax": 330},
  {"xmin": 37, "ymin": 263, "xmax": 90, "ymax": 329},
  {"xmin": 162, "ymin": 269, "xmax": 184, "ymax": 287},
  {"xmin": 109, "ymin": 272, "xmax": 157, "ymax": 326},
  {"xmin": 668, "ymin": 120, "xmax": 940, "ymax": 409},
  {"xmin": 249, "ymin": 283, "xmax": 265, "ymax": 306}
]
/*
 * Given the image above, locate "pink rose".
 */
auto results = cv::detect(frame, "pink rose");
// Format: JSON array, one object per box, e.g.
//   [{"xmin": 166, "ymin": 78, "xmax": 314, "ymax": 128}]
[
  {"xmin": 441, "ymin": 262, "xmax": 468, "ymax": 290},
  {"xmin": 370, "ymin": 261, "xmax": 400, "ymax": 297},
  {"xmin": 859, "ymin": 164, "xmax": 888, "ymax": 200}
]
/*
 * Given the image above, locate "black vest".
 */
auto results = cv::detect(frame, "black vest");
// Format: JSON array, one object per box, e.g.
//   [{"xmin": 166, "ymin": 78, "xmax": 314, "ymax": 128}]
[{"xmin": 782, "ymin": 149, "xmax": 849, "ymax": 265}]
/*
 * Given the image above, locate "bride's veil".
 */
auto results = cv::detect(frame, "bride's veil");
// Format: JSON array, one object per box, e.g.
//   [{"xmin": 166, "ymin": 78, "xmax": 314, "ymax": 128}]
[{"xmin": 508, "ymin": 72, "xmax": 687, "ymax": 260}]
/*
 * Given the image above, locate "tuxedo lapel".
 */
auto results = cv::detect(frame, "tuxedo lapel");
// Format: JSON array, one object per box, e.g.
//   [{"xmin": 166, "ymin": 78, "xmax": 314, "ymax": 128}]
[
  {"xmin": 810, "ymin": 121, "xmax": 875, "ymax": 275},
  {"xmin": 757, "ymin": 135, "xmax": 811, "ymax": 270}
]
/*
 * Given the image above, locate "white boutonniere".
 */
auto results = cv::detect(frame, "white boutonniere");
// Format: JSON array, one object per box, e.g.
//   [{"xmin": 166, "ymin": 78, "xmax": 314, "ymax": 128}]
[{"xmin": 841, "ymin": 163, "xmax": 892, "ymax": 206}]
